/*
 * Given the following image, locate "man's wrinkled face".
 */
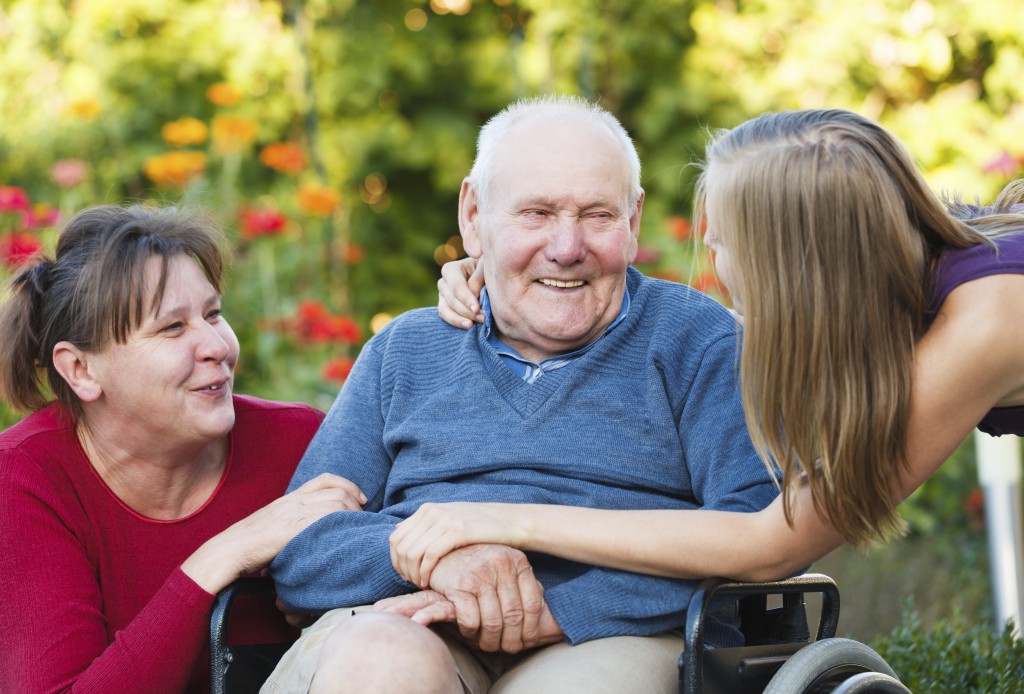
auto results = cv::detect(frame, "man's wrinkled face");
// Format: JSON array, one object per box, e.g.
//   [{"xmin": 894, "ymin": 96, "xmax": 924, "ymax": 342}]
[{"xmin": 459, "ymin": 115, "xmax": 642, "ymax": 362}]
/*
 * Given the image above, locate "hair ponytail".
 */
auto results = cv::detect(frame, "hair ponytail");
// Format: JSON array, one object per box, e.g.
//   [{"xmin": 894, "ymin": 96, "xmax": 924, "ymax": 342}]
[{"xmin": 0, "ymin": 259, "xmax": 54, "ymax": 411}]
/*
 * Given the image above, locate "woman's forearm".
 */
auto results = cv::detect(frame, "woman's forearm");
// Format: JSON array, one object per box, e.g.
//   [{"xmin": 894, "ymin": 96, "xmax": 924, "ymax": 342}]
[
  {"xmin": 508, "ymin": 490, "xmax": 843, "ymax": 582},
  {"xmin": 393, "ymin": 490, "xmax": 845, "ymax": 587}
]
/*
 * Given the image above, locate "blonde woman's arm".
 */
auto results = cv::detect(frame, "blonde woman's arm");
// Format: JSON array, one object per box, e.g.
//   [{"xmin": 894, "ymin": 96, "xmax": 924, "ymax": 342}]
[
  {"xmin": 438, "ymin": 257, "xmax": 484, "ymax": 328},
  {"xmin": 393, "ymin": 274, "xmax": 1024, "ymax": 588}
]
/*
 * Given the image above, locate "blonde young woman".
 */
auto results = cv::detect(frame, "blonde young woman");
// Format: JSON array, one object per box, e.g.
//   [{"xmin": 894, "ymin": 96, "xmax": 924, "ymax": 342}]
[{"xmin": 389, "ymin": 109, "xmax": 1024, "ymax": 589}]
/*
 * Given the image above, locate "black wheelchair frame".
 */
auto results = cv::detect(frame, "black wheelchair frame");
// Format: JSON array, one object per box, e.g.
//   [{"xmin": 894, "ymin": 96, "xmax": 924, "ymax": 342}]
[{"xmin": 211, "ymin": 573, "xmax": 911, "ymax": 694}]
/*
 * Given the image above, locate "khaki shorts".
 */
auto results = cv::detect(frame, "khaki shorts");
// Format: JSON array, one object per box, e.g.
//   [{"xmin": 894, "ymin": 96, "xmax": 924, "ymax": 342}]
[{"xmin": 260, "ymin": 605, "xmax": 685, "ymax": 694}]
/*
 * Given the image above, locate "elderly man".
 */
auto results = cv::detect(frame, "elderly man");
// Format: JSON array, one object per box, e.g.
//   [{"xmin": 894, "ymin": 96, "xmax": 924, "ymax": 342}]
[{"xmin": 263, "ymin": 95, "xmax": 778, "ymax": 694}]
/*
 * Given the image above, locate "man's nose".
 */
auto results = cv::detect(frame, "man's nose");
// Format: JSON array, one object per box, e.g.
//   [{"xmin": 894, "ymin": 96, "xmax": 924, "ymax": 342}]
[{"xmin": 545, "ymin": 215, "xmax": 587, "ymax": 265}]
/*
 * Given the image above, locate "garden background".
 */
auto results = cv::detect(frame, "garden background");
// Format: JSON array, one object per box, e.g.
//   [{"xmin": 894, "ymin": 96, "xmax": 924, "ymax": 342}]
[{"xmin": 3, "ymin": 0, "xmax": 1024, "ymax": 687}]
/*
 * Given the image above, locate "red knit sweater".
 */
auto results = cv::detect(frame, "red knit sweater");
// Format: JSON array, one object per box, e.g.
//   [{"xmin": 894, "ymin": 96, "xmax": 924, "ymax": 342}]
[{"xmin": 0, "ymin": 395, "xmax": 323, "ymax": 693}]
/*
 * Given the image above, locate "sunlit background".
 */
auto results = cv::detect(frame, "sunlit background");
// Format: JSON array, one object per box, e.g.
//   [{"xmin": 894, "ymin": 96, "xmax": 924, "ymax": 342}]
[{"xmin": 2, "ymin": 0, "xmax": 1024, "ymax": 682}]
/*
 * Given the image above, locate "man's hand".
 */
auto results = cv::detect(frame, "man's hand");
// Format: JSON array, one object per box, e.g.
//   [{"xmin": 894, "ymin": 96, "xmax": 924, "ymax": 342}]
[
  {"xmin": 388, "ymin": 544, "xmax": 563, "ymax": 653},
  {"xmin": 374, "ymin": 582, "xmax": 565, "ymax": 654}
]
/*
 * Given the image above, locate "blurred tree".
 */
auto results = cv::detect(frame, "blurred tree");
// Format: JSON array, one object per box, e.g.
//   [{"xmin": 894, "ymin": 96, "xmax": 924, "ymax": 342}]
[{"xmin": 2, "ymin": 0, "xmax": 1023, "ymax": 418}]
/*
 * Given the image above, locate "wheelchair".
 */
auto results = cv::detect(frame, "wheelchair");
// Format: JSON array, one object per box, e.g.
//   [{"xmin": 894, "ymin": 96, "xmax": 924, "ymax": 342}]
[{"xmin": 211, "ymin": 573, "xmax": 910, "ymax": 694}]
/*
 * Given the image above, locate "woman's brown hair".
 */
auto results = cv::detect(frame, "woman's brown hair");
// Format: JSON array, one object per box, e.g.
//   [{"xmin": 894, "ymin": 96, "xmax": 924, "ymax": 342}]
[
  {"xmin": 695, "ymin": 109, "xmax": 1023, "ymax": 546},
  {"xmin": 0, "ymin": 204, "xmax": 227, "ymax": 421}
]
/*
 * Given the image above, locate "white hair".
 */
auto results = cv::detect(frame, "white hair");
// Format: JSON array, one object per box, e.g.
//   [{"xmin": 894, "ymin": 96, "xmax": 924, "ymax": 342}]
[{"xmin": 466, "ymin": 94, "xmax": 643, "ymax": 213}]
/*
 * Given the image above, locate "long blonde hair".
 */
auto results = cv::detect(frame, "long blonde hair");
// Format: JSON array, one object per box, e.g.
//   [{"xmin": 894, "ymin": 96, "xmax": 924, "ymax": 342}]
[{"xmin": 695, "ymin": 109, "xmax": 1023, "ymax": 546}]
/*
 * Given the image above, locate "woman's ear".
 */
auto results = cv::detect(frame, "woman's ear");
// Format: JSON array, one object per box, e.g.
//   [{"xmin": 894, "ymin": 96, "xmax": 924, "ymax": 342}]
[
  {"xmin": 52, "ymin": 341, "xmax": 102, "ymax": 403},
  {"xmin": 458, "ymin": 179, "xmax": 483, "ymax": 259}
]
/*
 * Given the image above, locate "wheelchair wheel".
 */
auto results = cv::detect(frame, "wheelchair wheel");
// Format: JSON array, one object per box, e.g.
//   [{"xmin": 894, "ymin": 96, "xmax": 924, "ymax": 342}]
[
  {"xmin": 830, "ymin": 671, "xmax": 912, "ymax": 693},
  {"xmin": 761, "ymin": 637, "xmax": 909, "ymax": 694}
]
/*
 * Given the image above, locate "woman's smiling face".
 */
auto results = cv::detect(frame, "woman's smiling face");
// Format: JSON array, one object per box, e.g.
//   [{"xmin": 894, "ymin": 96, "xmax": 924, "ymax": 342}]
[{"xmin": 84, "ymin": 254, "xmax": 239, "ymax": 446}]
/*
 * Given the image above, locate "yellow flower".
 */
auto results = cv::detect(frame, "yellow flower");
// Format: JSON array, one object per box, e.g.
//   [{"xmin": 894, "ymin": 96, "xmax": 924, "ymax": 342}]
[
  {"xmin": 143, "ymin": 151, "xmax": 207, "ymax": 188},
  {"xmin": 206, "ymin": 82, "xmax": 243, "ymax": 107},
  {"xmin": 212, "ymin": 115, "xmax": 257, "ymax": 154},
  {"xmin": 64, "ymin": 97, "xmax": 100, "ymax": 121},
  {"xmin": 161, "ymin": 118, "xmax": 209, "ymax": 147},
  {"xmin": 297, "ymin": 183, "xmax": 340, "ymax": 217}
]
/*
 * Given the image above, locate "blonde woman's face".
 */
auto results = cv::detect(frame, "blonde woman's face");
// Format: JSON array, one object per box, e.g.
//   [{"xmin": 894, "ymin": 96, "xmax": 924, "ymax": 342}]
[{"xmin": 703, "ymin": 189, "xmax": 742, "ymax": 316}]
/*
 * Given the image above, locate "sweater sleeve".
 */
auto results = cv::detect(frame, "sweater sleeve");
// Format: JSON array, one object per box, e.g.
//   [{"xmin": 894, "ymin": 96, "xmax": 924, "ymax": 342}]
[
  {"xmin": 270, "ymin": 339, "xmax": 415, "ymax": 612},
  {"xmin": 0, "ymin": 450, "xmax": 215, "ymax": 694}
]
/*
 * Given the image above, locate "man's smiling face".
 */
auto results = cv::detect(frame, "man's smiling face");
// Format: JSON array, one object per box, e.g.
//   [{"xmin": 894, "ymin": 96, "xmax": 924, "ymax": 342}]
[{"xmin": 460, "ymin": 114, "xmax": 642, "ymax": 362}]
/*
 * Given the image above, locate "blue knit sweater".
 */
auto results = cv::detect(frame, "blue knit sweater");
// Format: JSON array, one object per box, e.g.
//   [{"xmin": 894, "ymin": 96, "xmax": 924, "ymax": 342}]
[{"xmin": 271, "ymin": 268, "xmax": 779, "ymax": 645}]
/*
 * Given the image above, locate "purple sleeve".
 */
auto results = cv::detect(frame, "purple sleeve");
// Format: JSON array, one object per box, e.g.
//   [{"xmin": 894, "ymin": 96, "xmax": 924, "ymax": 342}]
[{"xmin": 928, "ymin": 232, "xmax": 1024, "ymax": 316}]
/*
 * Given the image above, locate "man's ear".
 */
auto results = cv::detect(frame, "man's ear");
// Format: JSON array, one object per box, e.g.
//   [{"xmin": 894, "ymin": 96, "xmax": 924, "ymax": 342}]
[
  {"xmin": 626, "ymin": 191, "xmax": 645, "ymax": 264},
  {"xmin": 458, "ymin": 179, "xmax": 483, "ymax": 259},
  {"xmin": 52, "ymin": 341, "xmax": 102, "ymax": 403}
]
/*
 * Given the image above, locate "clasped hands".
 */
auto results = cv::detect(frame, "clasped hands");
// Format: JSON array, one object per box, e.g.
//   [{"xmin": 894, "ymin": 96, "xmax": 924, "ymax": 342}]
[{"xmin": 378, "ymin": 503, "xmax": 561, "ymax": 653}]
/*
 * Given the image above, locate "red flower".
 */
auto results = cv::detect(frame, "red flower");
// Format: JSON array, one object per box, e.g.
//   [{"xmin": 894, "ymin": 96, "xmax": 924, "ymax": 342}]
[
  {"xmin": 965, "ymin": 487, "xmax": 985, "ymax": 529},
  {"xmin": 292, "ymin": 301, "xmax": 362, "ymax": 345},
  {"xmin": 322, "ymin": 357, "xmax": 355, "ymax": 384},
  {"xmin": 0, "ymin": 186, "xmax": 31, "ymax": 213},
  {"xmin": 240, "ymin": 208, "xmax": 288, "ymax": 239},
  {"xmin": 1, "ymin": 232, "xmax": 43, "ymax": 267},
  {"xmin": 296, "ymin": 299, "xmax": 329, "ymax": 324}
]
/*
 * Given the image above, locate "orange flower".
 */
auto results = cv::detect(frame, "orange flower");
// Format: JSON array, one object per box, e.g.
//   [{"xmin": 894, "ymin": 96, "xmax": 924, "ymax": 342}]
[
  {"xmin": 212, "ymin": 115, "xmax": 257, "ymax": 154},
  {"xmin": 142, "ymin": 151, "xmax": 207, "ymax": 188},
  {"xmin": 344, "ymin": 243, "xmax": 364, "ymax": 264},
  {"xmin": 691, "ymin": 270, "xmax": 729, "ymax": 299},
  {"xmin": 64, "ymin": 97, "xmax": 100, "ymax": 121},
  {"xmin": 161, "ymin": 118, "xmax": 208, "ymax": 147},
  {"xmin": 668, "ymin": 216, "xmax": 692, "ymax": 241},
  {"xmin": 206, "ymin": 82, "xmax": 243, "ymax": 107},
  {"xmin": 297, "ymin": 183, "xmax": 340, "ymax": 217},
  {"xmin": 322, "ymin": 357, "xmax": 356, "ymax": 384},
  {"xmin": 259, "ymin": 142, "xmax": 306, "ymax": 174}
]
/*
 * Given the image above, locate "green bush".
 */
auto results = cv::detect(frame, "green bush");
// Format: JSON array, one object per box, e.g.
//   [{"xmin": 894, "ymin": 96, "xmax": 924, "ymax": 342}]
[{"xmin": 872, "ymin": 602, "xmax": 1024, "ymax": 693}]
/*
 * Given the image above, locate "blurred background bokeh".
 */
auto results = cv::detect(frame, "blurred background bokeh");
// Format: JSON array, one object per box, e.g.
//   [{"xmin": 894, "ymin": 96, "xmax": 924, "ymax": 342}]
[{"xmin": 3, "ymin": 0, "xmax": 1024, "ymax": 681}]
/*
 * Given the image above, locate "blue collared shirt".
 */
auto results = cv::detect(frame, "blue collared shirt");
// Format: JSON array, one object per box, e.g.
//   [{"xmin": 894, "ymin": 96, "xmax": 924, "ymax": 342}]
[{"xmin": 481, "ymin": 287, "xmax": 632, "ymax": 384}]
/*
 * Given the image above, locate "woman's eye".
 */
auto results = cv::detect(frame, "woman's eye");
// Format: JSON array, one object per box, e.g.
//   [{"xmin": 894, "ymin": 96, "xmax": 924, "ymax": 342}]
[
  {"xmin": 206, "ymin": 309, "xmax": 223, "ymax": 321},
  {"xmin": 161, "ymin": 322, "xmax": 184, "ymax": 333}
]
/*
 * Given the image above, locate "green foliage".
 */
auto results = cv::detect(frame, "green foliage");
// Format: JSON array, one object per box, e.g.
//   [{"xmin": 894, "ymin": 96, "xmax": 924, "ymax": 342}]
[
  {"xmin": 873, "ymin": 602, "xmax": 1024, "ymax": 693},
  {"xmin": 2, "ymin": 0, "xmax": 1023, "ymax": 435}
]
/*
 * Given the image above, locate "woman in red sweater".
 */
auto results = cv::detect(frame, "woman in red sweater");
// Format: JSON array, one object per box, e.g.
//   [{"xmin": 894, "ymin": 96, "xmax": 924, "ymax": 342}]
[{"xmin": 0, "ymin": 205, "xmax": 363, "ymax": 693}]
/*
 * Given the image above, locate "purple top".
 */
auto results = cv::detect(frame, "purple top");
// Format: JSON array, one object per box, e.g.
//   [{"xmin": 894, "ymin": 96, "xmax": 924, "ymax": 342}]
[{"xmin": 927, "ymin": 231, "xmax": 1024, "ymax": 436}]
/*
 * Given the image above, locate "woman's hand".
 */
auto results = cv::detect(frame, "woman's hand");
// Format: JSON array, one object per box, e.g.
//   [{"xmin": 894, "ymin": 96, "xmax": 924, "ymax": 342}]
[
  {"xmin": 183, "ymin": 473, "xmax": 366, "ymax": 594},
  {"xmin": 389, "ymin": 502, "xmax": 523, "ymax": 588},
  {"xmin": 438, "ymin": 257, "xmax": 485, "ymax": 328}
]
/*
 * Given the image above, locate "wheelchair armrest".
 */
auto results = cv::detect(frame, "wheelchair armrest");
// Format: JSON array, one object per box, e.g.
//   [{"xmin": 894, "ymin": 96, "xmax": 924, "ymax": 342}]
[
  {"xmin": 210, "ymin": 576, "xmax": 279, "ymax": 694},
  {"xmin": 679, "ymin": 573, "xmax": 840, "ymax": 694}
]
